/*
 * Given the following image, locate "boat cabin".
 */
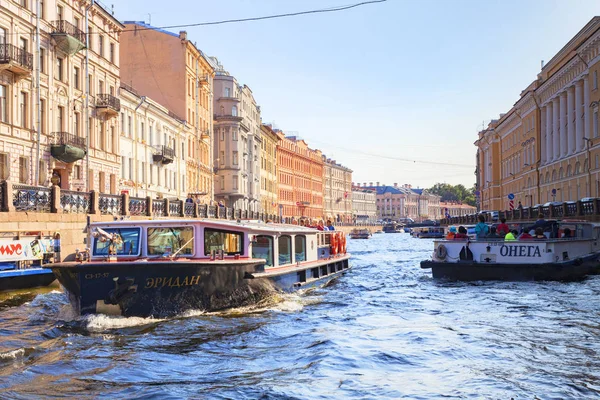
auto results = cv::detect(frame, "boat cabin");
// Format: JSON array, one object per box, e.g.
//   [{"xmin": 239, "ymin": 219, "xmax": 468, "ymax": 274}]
[{"xmin": 89, "ymin": 219, "xmax": 339, "ymax": 271}]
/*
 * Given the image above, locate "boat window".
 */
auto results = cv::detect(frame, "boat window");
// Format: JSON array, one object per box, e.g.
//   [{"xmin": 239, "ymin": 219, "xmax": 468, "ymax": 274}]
[
  {"xmin": 251, "ymin": 235, "xmax": 273, "ymax": 267},
  {"xmin": 92, "ymin": 227, "xmax": 141, "ymax": 256},
  {"xmin": 295, "ymin": 235, "xmax": 306, "ymax": 262},
  {"xmin": 204, "ymin": 228, "xmax": 243, "ymax": 256},
  {"xmin": 147, "ymin": 227, "xmax": 194, "ymax": 256},
  {"xmin": 278, "ymin": 235, "xmax": 292, "ymax": 265}
]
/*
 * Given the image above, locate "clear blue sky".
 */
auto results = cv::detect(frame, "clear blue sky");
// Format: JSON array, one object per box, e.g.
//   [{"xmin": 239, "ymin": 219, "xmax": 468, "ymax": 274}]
[{"xmin": 113, "ymin": 0, "xmax": 600, "ymax": 189}]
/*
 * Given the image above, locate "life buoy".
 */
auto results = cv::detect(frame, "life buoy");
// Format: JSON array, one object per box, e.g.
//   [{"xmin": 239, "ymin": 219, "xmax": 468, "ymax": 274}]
[
  {"xmin": 340, "ymin": 234, "xmax": 347, "ymax": 254},
  {"xmin": 337, "ymin": 232, "xmax": 343, "ymax": 254},
  {"xmin": 436, "ymin": 244, "xmax": 447, "ymax": 260},
  {"xmin": 330, "ymin": 233, "xmax": 338, "ymax": 255}
]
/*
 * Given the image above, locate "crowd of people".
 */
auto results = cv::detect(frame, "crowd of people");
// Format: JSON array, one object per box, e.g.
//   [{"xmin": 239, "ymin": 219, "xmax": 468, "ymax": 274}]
[{"xmin": 445, "ymin": 213, "xmax": 574, "ymax": 241}]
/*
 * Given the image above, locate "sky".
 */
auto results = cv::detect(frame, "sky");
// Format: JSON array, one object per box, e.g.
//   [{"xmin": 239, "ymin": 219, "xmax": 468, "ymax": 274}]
[{"xmin": 112, "ymin": 0, "xmax": 600, "ymax": 189}]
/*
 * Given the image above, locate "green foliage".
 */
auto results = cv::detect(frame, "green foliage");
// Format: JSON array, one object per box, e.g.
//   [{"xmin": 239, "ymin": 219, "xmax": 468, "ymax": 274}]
[{"xmin": 427, "ymin": 183, "xmax": 476, "ymax": 207}]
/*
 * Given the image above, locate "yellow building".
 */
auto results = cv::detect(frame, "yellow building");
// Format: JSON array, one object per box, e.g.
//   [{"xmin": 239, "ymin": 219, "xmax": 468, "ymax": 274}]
[
  {"xmin": 477, "ymin": 17, "xmax": 600, "ymax": 210},
  {"xmin": 260, "ymin": 124, "xmax": 278, "ymax": 216}
]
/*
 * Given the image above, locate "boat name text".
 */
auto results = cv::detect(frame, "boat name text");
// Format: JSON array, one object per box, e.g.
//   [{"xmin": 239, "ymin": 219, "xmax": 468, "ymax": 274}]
[
  {"xmin": 499, "ymin": 245, "xmax": 542, "ymax": 258},
  {"xmin": 145, "ymin": 275, "xmax": 206, "ymax": 289}
]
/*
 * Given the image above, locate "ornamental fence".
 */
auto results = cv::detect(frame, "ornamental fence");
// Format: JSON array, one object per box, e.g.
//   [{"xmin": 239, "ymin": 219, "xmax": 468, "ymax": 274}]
[{"xmin": 441, "ymin": 199, "xmax": 600, "ymax": 226}]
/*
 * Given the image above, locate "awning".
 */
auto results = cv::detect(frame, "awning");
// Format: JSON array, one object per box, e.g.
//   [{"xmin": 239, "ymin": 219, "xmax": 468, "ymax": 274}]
[{"xmin": 51, "ymin": 144, "xmax": 86, "ymax": 163}]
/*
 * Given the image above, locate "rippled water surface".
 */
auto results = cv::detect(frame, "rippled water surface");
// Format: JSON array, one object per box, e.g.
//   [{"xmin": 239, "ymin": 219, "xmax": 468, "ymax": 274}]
[{"xmin": 2, "ymin": 234, "xmax": 600, "ymax": 399}]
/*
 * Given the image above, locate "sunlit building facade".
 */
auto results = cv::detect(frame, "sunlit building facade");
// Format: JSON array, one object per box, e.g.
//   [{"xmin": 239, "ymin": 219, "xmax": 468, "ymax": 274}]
[
  {"xmin": 260, "ymin": 124, "xmax": 278, "ymax": 216},
  {"xmin": 323, "ymin": 157, "xmax": 353, "ymax": 223}
]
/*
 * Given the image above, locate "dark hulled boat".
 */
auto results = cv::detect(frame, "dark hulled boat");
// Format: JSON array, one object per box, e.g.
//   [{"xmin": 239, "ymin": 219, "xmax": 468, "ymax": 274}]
[{"xmin": 46, "ymin": 219, "xmax": 351, "ymax": 317}]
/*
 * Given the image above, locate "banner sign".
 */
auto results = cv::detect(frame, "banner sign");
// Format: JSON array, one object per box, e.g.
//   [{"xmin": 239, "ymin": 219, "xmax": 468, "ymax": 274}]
[{"xmin": 0, "ymin": 239, "xmax": 53, "ymax": 262}]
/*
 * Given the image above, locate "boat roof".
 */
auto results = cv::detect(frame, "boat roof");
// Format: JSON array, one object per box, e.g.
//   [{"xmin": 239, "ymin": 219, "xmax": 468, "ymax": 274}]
[{"xmin": 91, "ymin": 219, "xmax": 320, "ymax": 235}]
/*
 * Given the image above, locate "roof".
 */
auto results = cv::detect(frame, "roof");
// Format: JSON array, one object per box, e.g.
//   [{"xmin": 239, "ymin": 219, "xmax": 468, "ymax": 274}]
[
  {"xmin": 122, "ymin": 21, "xmax": 179, "ymax": 38},
  {"xmin": 362, "ymin": 185, "xmax": 423, "ymax": 195}
]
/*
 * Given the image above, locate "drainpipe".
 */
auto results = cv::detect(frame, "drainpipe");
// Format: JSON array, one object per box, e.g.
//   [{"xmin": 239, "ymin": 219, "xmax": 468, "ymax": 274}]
[
  {"xmin": 195, "ymin": 58, "xmax": 200, "ymax": 192},
  {"xmin": 35, "ymin": 0, "xmax": 41, "ymax": 186},
  {"xmin": 85, "ymin": 0, "xmax": 94, "ymax": 191}
]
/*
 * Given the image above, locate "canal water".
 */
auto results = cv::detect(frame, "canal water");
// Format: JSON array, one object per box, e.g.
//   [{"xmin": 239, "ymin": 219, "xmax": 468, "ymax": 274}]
[{"xmin": 1, "ymin": 233, "xmax": 600, "ymax": 399}]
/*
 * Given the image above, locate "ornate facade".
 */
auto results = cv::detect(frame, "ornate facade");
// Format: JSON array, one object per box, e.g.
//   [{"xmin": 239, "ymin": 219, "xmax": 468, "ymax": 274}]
[
  {"xmin": 260, "ymin": 124, "xmax": 278, "ymax": 215},
  {"xmin": 477, "ymin": 17, "xmax": 600, "ymax": 210},
  {"xmin": 277, "ymin": 132, "xmax": 323, "ymax": 220},
  {"xmin": 323, "ymin": 157, "xmax": 353, "ymax": 223},
  {"xmin": 119, "ymin": 85, "xmax": 188, "ymax": 199},
  {"xmin": 0, "ymin": 0, "xmax": 122, "ymax": 192},
  {"xmin": 351, "ymin": 186, "xmax": 377, "ymax": 224}
]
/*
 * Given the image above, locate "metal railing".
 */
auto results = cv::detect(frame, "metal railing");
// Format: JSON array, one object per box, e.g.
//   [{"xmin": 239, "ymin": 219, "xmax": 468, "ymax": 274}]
[
  {"xmin": 168, "ymin": 200, "xmax": 182, "ymax": 217},
  {"xmin": 51, "ymin": 20, "xmax": 86, "ymax": 44},
  {"xmin": 152, "ymin": 199, "xmax": 166, "ymax": 216},
  {"xmin": 96, "ymin": 93, "xmax": 121, "ymax": 111},
  {"xmin": 13, "ymin": 185, "xmax": 51, "ymax": 212},
  {"xmin": 99, "ymin": 194, "xmax": 122, "ymax": 215},
  {"xmin": 0, "ymin": 44, "xmax": 33, "ymax": 70},
  {"xmin": 156, "ymin": 145, "xmax": 175, "ymax": 159},
  {"xmin": 52, "ymin": 132, "xmax": 86, "ymax": 148},
  {"xmin": 60, "ymin": 190, "xmax": 90, "ymax": 214},
  {"xmin": 129, "ymin": 197, "xmax": 148, "ymax": 216}
]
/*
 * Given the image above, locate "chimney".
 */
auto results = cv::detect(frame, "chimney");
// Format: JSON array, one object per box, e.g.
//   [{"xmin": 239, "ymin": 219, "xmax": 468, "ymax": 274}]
[{"xmin": 179, "ymin": 31, "xmax": 187, "ymax": 41}]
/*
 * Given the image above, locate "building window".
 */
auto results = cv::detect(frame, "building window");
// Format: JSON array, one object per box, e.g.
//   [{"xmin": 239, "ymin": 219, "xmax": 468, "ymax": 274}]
[
  {"xmin": 594, "ymin": 109, "xmax": 599, "ymax": 138},
  {"xmin": 595, "ymin": 70, "xmax": 598, "ymax": 91},
  {"xmin": 225, "ymin": 87, "xmax": 230, "ymax": 97},
  {"xmin": 39, "ymin": 48, "xmax": 45, "ymax": 74},
  {"xmin": 56, "ymin": 57, "xmax": 63, "ymax": 81},
  {"xmin": 233, "ymin": 175, "xmax": 238, "ymax": 190},
  {"xmin": 20, "ymin": 92, "xmax": 28, "ymax": 128},
  {"xmin": 99, "ymin": 121, "xmax": 105, "ymax": 149},
  {"xmin": 233, "ymin": 151, "xmax": 238, "ymax": 165},
  {"xmin": 98, "ymin": 36, "xmax": 104, "ymax": 57},
  {"xmin": 109, "ymin": 43, "xmax": 115, "ymax": 63},
  {"xmin": 232, "ymin": 106, "xmax": 237, "ymax": 116},
  {"xmin": 0, "ymin": 85, "xmax": 6, "ymax": 123},
  {"xmin": 220, "ymin": 177, "xmax": 225, "ymax": 190},
  {"xmin": 19, "ymin": 156, "xmax": 28, "ymax": 183},
  {"xmin": 232, "ymin": 130, "xmax": 238, "ymax": 141},
  {"xmin": 56, "ymin": 4, "xmax": 63, "ymax": 20},
  {"xmin": 57, "ymin": 105, "xmax": 64, "ymax": 131},
  {"xmin": 75, "ymin": 165, "xmax": 81, "ymax": 180},
  {"xmin": 0, "ymin": 153, "xmax": 8, "ymax": 179},
  {"xmin": 220, "ymin": 151, "xmax": 224, "ymax": 165},
  {"xmin": 74, "ymin": 66, "xmax": 80, "ymax": 89},
  {"xmin": 128, "ymin": 158, "xmax": 133, "ymax": 180},
  {"xmin": 220, "ymin": 129, "xmax": 224, "ymax": 141},
  {"xmin": 40, "ymin": 99, "xmax": 46, "ymax": 134},
  {"xmin": 39, "ymin": 0, "xmax": 44, "ymax": 19},
  {"xmin": 127, "ymin": 116, "xmax": 132, "ymax": 137}
]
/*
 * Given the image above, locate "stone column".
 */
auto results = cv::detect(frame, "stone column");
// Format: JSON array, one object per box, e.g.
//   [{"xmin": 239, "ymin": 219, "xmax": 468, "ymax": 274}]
[
  {"xmin": 546, "ymin": 103, "xmax": 553, "ymax": 163},
  {"xmin": 553, "ymin": 97, "xmax": 560, "ymax": 161},
  {"xmin": 560, "ymin": 92, "xmax": 568, "ymax": 158},
  {"xmin": 567, "ymin": 86, "xmax": 575, "ymax": 155},
  {"xmin": 541, "ymin": 106, "xmax": 547, "ymax": 165},
  {"xmin": 575, "ymin": 80, "xmax": 584, "ymax": 151},
  {"xmin": 584, "ymin": 75, "xmax": 590, "ymax": 141}
]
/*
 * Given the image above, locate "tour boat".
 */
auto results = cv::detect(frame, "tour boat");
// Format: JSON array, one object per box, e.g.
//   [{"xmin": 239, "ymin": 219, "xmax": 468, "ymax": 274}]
[
  {"xmin": 0, "ymin": 232, "xmax": 57, "ymax": 291},
  {"xmin": 421, "ymin": 220, "xmax": 600, "ymax": 281},
  {"xmin": 411, "ymin": 226, "xmax": 445, "ymax": 239},
  {"xmin": 45, "ymin": 219, "xmax": 351, "ymax": 317},
  {"xmin": 349, "ymin": 228, "xmax": 371, "ymax": 239}
]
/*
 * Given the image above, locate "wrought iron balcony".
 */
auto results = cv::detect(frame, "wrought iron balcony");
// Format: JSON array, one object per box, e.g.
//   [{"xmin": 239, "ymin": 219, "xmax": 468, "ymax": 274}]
[
  {"xmin": 51, "ymin": 20, "xmax": 86, "ymax": 55},
  {"xmin": 0, "ymin": 44, "xmax": 33, "ymax": 78},
  {"xmin": 96, "ymin": 93, "xmax": 120, "ymax": 117},
  {"xmin": 50, "ymin": 132, "xmax": 87, "ymax": 163},
  {"xmin": 152, "ymin": 145, "xmax": 175, "ymax": 164}
]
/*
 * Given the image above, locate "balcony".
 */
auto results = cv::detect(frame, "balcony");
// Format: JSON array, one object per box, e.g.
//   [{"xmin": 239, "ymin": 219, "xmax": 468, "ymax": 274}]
[
  {"xmin": 152, "ymin": 145, "xmax": 175, "ymax": 164},
  {"xmin": 50, "ymin": 132, "xmax": 87, "ymax": 163},
  {"xmin": 96, "ymin": 94, "xmax": 120, "ymax": 118},
  {"xmin": 51, "ymin": 20, "xmax": 86, "ymax": 55},
  {"xmin": 214, "ymin": 113, "xmax": 242, "ymax": 123},
  {"xmin": 0, "ymin": 44, "xmax": 33, "ymax": 79}
]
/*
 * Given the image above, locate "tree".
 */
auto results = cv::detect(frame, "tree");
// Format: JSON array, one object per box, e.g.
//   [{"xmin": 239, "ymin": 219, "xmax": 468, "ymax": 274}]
[{"xmin": 428, "ymin": 183, "xmax": 476, "ymax": 207}]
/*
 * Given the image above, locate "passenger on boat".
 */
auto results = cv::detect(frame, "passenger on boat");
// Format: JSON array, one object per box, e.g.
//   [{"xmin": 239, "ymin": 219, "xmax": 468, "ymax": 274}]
[
  {"xmin": 475, "ymin": 214, "xmax": 489, "ymax": 239},
  {"xmin": 316, "ymin": 220, "xmax": 325, "ymax": 231},
  {"xmin": 534, "ymin": 227, "xmax": 546, "ymax": 239},
  {"xmin": 535, "ymin": 213, "xmax": 546, "ymax": 225},
  {"xmin": 446, "ymin": 226, "xmax": 457, "ymax": 239},
  {"xmin": 327, "ymin": 220, "xmax": 335, "ymax": 231},
  {"xmin": 454, "ymin": 226, "xmax": 469, "ymax": 239},
  {"xmin": 504, "ymin": 230, "xmax": 518, "ymax": 241},
  {"xmin": 518, "ymin": 229, "xmax": 533, "ymax": 240},
  {"xmin": 496, "ymin": 218, "xmax": 510, "ymax": 237},
  {"xmin": 486, "ymin": 226, "xmax": 501, "ymax": 239},
  {"xmin": 562, "ymin": 228, "xmax": 572, "ymax": 238}
]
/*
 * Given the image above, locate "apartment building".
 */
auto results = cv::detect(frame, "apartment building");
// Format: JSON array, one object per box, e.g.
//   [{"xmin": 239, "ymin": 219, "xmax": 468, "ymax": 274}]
[
  {"xmin": 323, "ymin": 156, "xmax": 353, "ymax": 223},
  {"xmin": 260, "ymin": 124, "xmax": 278, "ymax": 216}
]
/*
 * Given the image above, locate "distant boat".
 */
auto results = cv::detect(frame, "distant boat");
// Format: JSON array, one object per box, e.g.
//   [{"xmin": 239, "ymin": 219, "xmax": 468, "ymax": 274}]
[
  {"xmin": 349, "ymin": 228, "xmax": 372, "ymax": 239},
  {"xmin": 373, "ymin": 230, "xmax": 384, "ymax": 234}
]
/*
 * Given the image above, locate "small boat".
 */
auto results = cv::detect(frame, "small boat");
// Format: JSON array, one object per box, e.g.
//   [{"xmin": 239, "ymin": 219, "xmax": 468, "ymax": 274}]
[
  {"xmin": 421, "ymin": 220, "xmax": 600, "ymax": 281},
  {"xmin": 349, "ymin": 228, "xmax": 371, "ymax": 239},
  {"xmin": 0, "ymin": 232, "xmax": 57, "ymax": 291},
  {"xmin": 383, "ymin": 223, "xmax": 402, "ymax": 233},
  {"xmin": 373, "ymin": 230, "xmax": 383, "ymax": 234},
  {"xmin": 411, "ymin": 226, "xmax": 445, "ymax": 239},
  {"xmin": 46, "ymin": 219, "xmax": 351, "ymax": 317}
]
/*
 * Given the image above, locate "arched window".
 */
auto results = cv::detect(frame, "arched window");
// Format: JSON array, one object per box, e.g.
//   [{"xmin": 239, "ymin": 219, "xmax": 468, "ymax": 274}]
[
  {"xmin": 584, "ymin": 159, "xmax": 589, "ymax": 173},
  {"xmin": 545, "ymin": 172, "xmax": 550, "ymax": 183},
  {"xmin": 566, "ymin": 165, "xmax": 572, "ymax": 177},
  {"xmin": 559, "ymin": 167, "xmax": 564, "ymax": 179},
  {"xmin": 232, "ymin": 106, "xmax": 237, "ymax": 116},
  {"xmin": 252, "ymin": 235, "xmax": 273, "ymax": 267},
  {"xmin": 278, "ymin": 235, "xmax": 292, "ymax": 265},
  {"xmin": 295, "ymin": 235, "xmax": 306, "ymax": 262},
  {"xmin": 575, "ymin": 162, "xmax": 581, "ymax": 175},
  {"xmin": 540, "ymin": 174, "xmax": 544, "ymax": 185},
  {"xmin": 552, "ymin": 170, "xmax": 557, "ymax": 181},
  {"xmin": 527, "ymin": 177, "xmax": 532, "ymax": 188}
]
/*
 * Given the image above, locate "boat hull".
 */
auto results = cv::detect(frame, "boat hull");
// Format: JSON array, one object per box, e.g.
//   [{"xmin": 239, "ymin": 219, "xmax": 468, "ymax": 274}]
[
  {"xmin": 48, "ymin": 256, "xmax": 351, "ymax": 317},
  {"xmin": 0, "ymin": 268, "xmax": 56, "ymax": 291},
  {"xmin": 421, "ymin": 255, "xmax": 600, "ymax": 282}
]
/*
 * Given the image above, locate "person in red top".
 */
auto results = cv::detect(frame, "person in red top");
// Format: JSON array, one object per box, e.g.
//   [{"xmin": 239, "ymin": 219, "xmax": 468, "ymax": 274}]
[
  {"xmin": 496, "ymin": 217, "xmax": 510, "ymax": 237},
  {"xmin": 518, "ymin": 229, "xmax": 533, "ymax": 240},
  {"xmin": 454, "ymin": 226, "xmax": 469, "ymax": 239}
]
